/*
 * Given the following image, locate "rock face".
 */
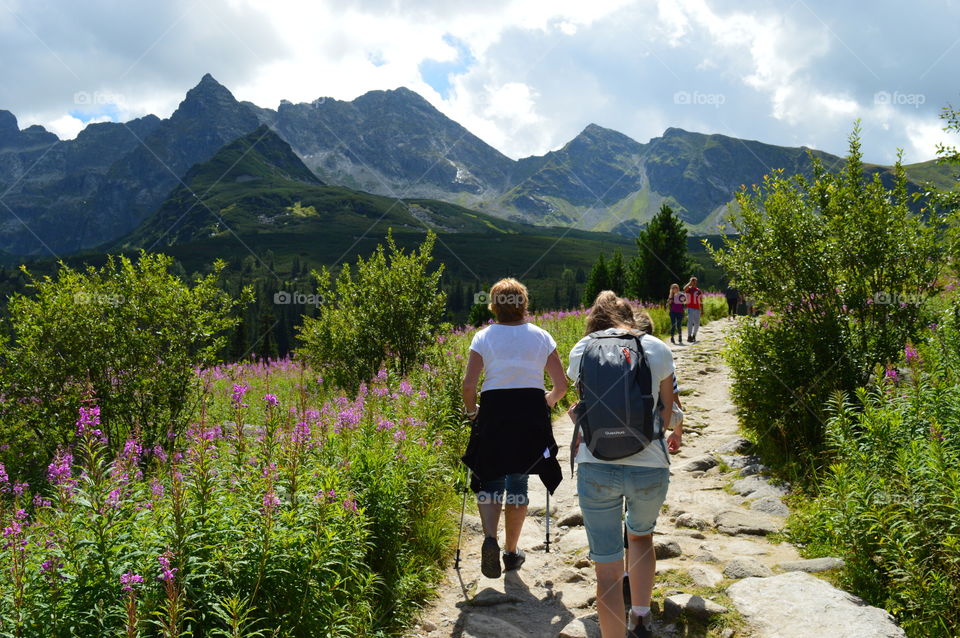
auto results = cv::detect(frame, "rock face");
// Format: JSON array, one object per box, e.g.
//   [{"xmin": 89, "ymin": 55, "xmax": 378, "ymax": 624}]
[{"xmin": 727, "ymin": 572, "xmax": 906, "ymax": 638}]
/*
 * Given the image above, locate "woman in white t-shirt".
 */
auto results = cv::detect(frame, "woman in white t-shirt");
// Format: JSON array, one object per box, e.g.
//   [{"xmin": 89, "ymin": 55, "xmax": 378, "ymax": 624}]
[
  {"xmin": 462, "ymin": 278, "xmax": 568, "ymax": 579},
  {"xmin": 567, "ymin": 291, "xmax": 681, "ymax": 638}
]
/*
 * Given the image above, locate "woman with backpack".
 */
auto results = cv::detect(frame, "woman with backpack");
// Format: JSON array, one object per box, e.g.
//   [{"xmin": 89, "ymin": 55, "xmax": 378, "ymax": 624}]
[
  {"xmin": 667, "ymin": 283, "xmax": 686, "ymax": 345},
  {"xmin": 566, "ymin": 291, "xmax": 682, "ymax": 638},
  {"xmin": 461, "ymin": 277, "xmax": 567, "ymax": 579}
]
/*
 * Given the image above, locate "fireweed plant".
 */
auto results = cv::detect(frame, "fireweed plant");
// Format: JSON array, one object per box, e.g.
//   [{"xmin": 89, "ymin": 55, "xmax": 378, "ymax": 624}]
[{"xmin": 0, "ymin": 298, "xmax": 727, "ymax": 637}]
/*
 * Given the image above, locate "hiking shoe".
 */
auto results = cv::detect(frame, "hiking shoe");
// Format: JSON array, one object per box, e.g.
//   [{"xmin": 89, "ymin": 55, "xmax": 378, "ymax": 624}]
[
  {"xmin": 670, "ymin": 336, "xmax": 675, "ymax": 344},
  {"xmin": 502, "ymin": 549, "xmax": 526, "ymax": 572},
  {"xmin": 627, "ymin": 610, "xmax": 653, "ymax": 638},
  {"xmin": 481, "ymin": 536, "xmax": 501, "ymax": 578}
]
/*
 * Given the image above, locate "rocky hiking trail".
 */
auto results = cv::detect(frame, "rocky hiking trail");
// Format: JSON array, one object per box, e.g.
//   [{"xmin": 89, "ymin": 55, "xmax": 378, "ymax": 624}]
[{"xmin": 406, "ymin": 321, "xmax": 907, "ymax": 638}]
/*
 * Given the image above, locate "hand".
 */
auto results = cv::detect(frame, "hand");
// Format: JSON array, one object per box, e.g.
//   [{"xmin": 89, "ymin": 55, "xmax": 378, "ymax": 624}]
[
  {"xmin": 667, "ymin": 430, "xmax": 682, "ymax": 453},
  {"xmin": 544, "ymin": 389, "xmax": 563, "ymax": 408},
  {"xmin": 465, "ymin": 404, "xmax": 479, "ymax": 421},
  {"xmin": 566, "ymin": 400, "xmax": 579, "ymax": 420}
]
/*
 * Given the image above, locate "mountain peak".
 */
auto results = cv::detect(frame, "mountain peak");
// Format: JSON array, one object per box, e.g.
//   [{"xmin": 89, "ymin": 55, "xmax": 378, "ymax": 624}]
[
  {"xmin": 171, "ymin": 73, "xmax": 254, "ymax": 126},
  {"xmin": 0, "ymin": 110, "xmax": 18, "ymax": 146}
]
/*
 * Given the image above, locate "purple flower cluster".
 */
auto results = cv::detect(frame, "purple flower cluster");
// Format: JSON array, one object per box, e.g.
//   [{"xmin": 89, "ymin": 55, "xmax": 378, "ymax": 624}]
[
  {"xmin": 157, "ymin": 552, "xmax": 177, "ymax": 583},
  {"xmin": 76, "ymin": 405, "xmax": 106, "ymax": 443},
  {"xmin": 231, "ymin": 383, "xmax": 249, "ymax": 408},
  {"xmin": 120, "ymin": 570, "xmax": 144, "ymax": 593}
]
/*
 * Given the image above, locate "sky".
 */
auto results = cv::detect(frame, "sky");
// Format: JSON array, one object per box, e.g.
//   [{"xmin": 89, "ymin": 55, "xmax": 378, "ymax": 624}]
[{"xmin": 1, "ymin": 0, "xmax": 957, "ymax": 165}]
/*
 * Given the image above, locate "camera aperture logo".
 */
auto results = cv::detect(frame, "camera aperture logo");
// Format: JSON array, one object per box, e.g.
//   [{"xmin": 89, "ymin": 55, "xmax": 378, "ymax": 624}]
[
  {"xmin": 673, "ymin": 90, "xmax": 726, "ymax": 108},
  {"xmin": 473, "ymin": 290, "xmax": 526, "ymax": 306},
  {"xmin": 274, "ymin": 291, "xmax": 324, "ymax": 307},
  {"xmin": 871, "ymin": 291, "xmax": 923, "ymax": 306}
]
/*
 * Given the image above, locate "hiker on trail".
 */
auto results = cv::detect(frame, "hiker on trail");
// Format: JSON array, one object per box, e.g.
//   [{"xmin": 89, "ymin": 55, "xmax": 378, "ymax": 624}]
[
  {"xmin": 724, "ymin": 283, "xmax": 740, "ymax": 318},
  {"xmin": 667, "ymin": 283, "xmax": 686, "ymax": 345},
  {"xmin": 684, "ymin": 277, "xmax": 703, "ymax": 343},
  {"xmin": 461, "ymin": 277, "xmax": 567, "ymax": 579},
  {"xmin": 566, "ymin": 291, "xmax": 682, "ymax": 638}
]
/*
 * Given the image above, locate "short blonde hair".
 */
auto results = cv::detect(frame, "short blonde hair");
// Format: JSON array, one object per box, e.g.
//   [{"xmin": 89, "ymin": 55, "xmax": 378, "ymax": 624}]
[{"xmin": 488, "ymin": 277, "xmax": 528, "ymax": 322}]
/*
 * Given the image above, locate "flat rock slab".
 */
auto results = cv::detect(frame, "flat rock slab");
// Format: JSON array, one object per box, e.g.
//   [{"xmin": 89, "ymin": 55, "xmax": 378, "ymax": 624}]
[
  {"xmin": 779, "ymin": 557, "xmax": 845, "ymax": 573},
  {"xmin": 462, "ymin": 612, "xmax": 529, "ymax": 637},
  {"xmin": 715, "ymin": 437, "xmax": 753, "ymax": 454},
  {"xmin": 663, "ymin": 593, "xmax": 728, "ymax": 620},
  {"xmin": 675, "ymin": 513, "xmax": 710, "ymax": 530},
  {"xmin": 714, "ymin": 510, "xmax": 782, "ymax": 536},
  {"xmin": 727, "ymin": 571, "xmax": 906, "ymax": 638}
]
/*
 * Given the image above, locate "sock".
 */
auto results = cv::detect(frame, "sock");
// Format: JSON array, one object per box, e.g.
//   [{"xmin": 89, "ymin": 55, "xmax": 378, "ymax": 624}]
[{"xmin": 631, "ymin": 605, "xmax": 650, "ymax": 617}]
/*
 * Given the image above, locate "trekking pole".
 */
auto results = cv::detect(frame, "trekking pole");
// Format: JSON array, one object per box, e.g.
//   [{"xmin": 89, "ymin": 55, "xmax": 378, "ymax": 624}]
[
  {"xmin": 544, "ymin": 489, "xmax": 551, "ymax": 553},
  {"xmin": 454, "ymin": 468, "xmax": 471, "ymax": 570}
]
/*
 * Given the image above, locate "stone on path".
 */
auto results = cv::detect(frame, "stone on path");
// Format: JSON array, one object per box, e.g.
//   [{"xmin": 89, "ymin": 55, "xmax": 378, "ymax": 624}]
[
  {"xmin": 687, "ymin": 564, "xmax": 724, "ymax": 588},
  {"xmin": 559, "ymin": 528, "xmax": 590, "ymax": 553},
  {"xmin": 724, "ymin": 557, "xmax": 774, "ymax": 579},
  {"xmin": 558, "ymin": 511, "xmax": 584, "ymax": 527},
  {"xmin": 653, "ymin": 537, "xmax": 682, "ymax": 559},
  {"xmin": 675, "ymin": 512, "xmax": 710, "ymax": 530},
  {"xmin": 716, "ymin": 436, "xmax": 752, "ymax": 454},
  {"xmin": 779, "ymin": 557, "xmax": 845, "ymax": 573},
  {"xmin": 559, "ymin": 587, "xmax": 595, "ymax": 609},
  {"xmin": 750, "ymin": 495, "xmax": 789, "ymax": 517},
  {"xmin": 470, "ymin": 588, "xmax": 522, "ymax": 607},
  {"xmin": 714, "ymin": 510, "xmax": 781, "ymax": 536},
  {"xmin": 462, "ymin": 612, "xmax": 529, "ymax": 637},
  {"xmin": 662, "ymin": 593, "xmax": 728, "ymax": 620},
  {"xmin": 681, "ymin": 454, "xmax": 718, "ymax": 472},
  {"xmin": 732, "ymin": 476, "xmax": 787, "ymax": 497},
  {"xmin": 558, "ymin": 615, "xmax": 600, "ymax": 638},
  {"xmin": 727, "ymin": 571, "xmax": 906, "ymax": 638}
]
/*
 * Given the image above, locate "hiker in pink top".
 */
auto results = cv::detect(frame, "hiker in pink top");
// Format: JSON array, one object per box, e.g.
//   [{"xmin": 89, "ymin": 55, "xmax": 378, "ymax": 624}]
[
  {"xmin": 684, "ymin": 277, "xmax": 703, "ymax": 343},
  {"xmin": 667, "ymin": 283, "xmax": 686, "ymax": 345}
]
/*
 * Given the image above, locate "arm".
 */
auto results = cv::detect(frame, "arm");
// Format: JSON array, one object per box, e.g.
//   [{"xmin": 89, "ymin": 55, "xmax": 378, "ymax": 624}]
[
  {"xmin": 660, "ymin": 375, "xmax": 682, "ymax": 452},
  {"xmin": 672, "ymin": 374, "xmax": 682, "ymax": 410},
  {"xmin": 544, "ymin": 349, "xmax": 569, "ymax": 408},
  {"xmin": 462, "ymin": 350, "xmax": 483, "ymax": 419}
]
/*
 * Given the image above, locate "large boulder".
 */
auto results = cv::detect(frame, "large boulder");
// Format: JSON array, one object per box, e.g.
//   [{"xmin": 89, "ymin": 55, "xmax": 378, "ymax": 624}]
[{"xmin": 727, "ymin": 572, "xmax": 906, "ymax": 638}]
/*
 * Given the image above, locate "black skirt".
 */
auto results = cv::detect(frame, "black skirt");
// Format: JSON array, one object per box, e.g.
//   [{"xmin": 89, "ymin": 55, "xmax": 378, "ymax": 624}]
[{"xmin": 461, "ymin": 388, "xmax": 563, "ymax": 495}]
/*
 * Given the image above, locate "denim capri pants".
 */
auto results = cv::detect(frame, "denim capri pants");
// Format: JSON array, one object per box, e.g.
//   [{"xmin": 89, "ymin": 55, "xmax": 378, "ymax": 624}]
[
  {"xmin": 477, "ymin": 473, "xmax": 529, "ymax": 506},
  {"xmin": 577, "ymin": 463, "xmax": 670, "ymax": 562}
]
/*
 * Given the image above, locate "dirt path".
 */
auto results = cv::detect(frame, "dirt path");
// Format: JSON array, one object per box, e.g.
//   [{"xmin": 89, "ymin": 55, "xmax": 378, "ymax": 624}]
[{"xmin": 407, "ymin": 319, "xmax": 801, "ymax": 638}]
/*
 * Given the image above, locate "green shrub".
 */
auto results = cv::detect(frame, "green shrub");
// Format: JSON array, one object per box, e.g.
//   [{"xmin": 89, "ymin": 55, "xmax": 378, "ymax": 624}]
[
  {"xmin": 296, "ymin": 231, "xmax": 447, "ymax": 392},
  {"xmin": 0, "ymin": 252, "xmax": 248, "ymax": 479},
  {"xmin": 788, "ymin": 297, "xmax": 960, "ymax": 637},
  {"xmin": 709, "ymin": 129, "xmax": 943, "ymax": 468}
]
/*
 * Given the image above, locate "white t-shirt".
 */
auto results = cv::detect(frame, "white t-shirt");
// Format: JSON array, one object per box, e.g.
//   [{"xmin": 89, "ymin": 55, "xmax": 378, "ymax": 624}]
[
  {"xmin": 567, "ymin": 330, "xmax": 674, "ymax": 468},
  {"xmin": 470, "ymin": 323, "xmax": 558, "ymax": 391}
]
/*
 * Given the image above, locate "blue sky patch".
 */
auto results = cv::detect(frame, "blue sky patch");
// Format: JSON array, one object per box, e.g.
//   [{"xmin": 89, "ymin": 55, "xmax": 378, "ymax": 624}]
[{"xmin": 419, "ymin": 34, "xmax": 475, "ymax": 99}]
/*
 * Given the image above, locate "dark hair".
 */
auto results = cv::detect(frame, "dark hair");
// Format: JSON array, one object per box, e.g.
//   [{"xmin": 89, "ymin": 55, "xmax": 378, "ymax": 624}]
[
  {"xmin": 633, "ymin": 310, "xmax": 655, "ymax": 335},
  {"xmin": 586, "ymin": 291, "xmax": 636, "ymax": 334}
]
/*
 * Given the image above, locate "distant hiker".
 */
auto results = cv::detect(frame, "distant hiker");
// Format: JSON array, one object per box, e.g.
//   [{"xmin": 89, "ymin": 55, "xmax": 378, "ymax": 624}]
[
  {"xmin": 724, "ymin": 284, "xmax": 740, "ymax": 318},
  {"xmin": 668, "ymin": 283, "xmax": 686, "ymax": 344},
  {"xmin": 461, "ymin": 277, "xmax": 567, "ymax": 579},
  {"xmin": 566, "ymin": 291, "xmax": 681, "ymax": 638},
  {"xmin": 683, "ymin": 277, "xmax": 703, "ymax": 343}
]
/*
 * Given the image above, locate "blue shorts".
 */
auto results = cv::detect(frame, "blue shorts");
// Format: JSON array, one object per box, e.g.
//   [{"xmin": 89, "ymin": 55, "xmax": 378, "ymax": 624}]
[
  {"xmin": 576, "ymin": 463, "xmax": 670, "ymax": 563},
  {"xmin": 477, "ymin": 473, "xmax": 529, "ymax": 506}
]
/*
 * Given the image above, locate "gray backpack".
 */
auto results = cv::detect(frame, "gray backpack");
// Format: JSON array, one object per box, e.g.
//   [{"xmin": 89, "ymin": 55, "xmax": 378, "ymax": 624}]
[{"xmin": 571, "ymin": 331, "xmax": 659, "ymax": 462}]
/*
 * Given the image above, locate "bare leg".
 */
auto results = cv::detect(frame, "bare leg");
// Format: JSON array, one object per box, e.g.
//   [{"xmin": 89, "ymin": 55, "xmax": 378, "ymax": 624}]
[
  {"xmin": 626, "ymin": 533, "xmax": 656, "ymax": 607},
  {"xmin": 478, "ymin": 500, "xmax": 502, "ymax": 539},
  {"xmin": 503, "ymin": 504, "xmax": 527, "ymax": 552},
  {"xmin": 595, "ymin": 560, "xmax": 626, "ymax": 637}
]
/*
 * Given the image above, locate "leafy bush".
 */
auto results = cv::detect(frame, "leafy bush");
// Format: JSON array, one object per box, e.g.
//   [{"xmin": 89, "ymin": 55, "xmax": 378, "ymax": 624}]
[
  {"xmin": 788, "ymin": 297, "xmax": 960, "ymax": 637},
  {"xmin": 296, "ymin": 231, "xmax": 447, "ymax": 392},
  {"xmin": 0, "ymin": 252, "xmax": 247, "ymax": 479},
  {"xmin": 0, "ymin": 354, "xmax": 462, "ymax": 637},
  {"xmin": 709, "ymin": 130, "xmax": 943, "ymax": 468}
]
